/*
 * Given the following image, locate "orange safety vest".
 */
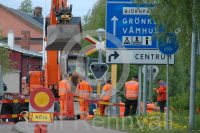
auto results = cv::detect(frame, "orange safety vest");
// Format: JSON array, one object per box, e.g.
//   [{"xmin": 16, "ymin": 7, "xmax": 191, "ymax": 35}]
[
  {"xmin": 102, "ymin": 84, "xmax": 112, "ymax": 101},
  {"xmin": 125, "ymin": 81, "xmax": 138, "ymax": 98},
  {"xmin": 77, "ymin": 81, "xmax": 92, "ymax": 99},
  {"xmin": 120, "ymin": 102, "xmax": 125, "ymax": 117},
  {"xmin": 58, "ymin": 80, "xmax": 70, "ymax": 96},
  {"xmin": 146, "ymin": 103, "xmax": 155, "ymax": 113}
]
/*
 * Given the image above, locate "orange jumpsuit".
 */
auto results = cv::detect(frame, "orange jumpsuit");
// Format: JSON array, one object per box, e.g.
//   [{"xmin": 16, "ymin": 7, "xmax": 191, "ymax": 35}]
[
  {"xmin": 58, "ymin": 79, "xmax": 71, "ymax": 115},
  {"xmin": 76, "ymin": 80, "xmax": 93, "ymax": 120},
  {"xmin": 100, "ymin": 84, "xmax": 112, "ymax": 115},
  {"xmin": 120, "ymin": 102, "xmax": 125, "ymax": 117}
]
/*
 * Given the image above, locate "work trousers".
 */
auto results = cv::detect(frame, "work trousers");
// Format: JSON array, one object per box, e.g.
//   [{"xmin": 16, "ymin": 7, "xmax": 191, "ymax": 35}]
[
  {"xmin": 60, "ymin": 95, "xmax": 66, "ymax": 113},
  {"xmin": 79, "ymin": 101, "xmax": 89, "ymax": 120},
  {"xmin": 99, "ymin": 100, "xmax": 108, "ymax": 116},
  {"xmin": 59, "ymin": 95, "xmax": 66, "ymax": 119},
  {"xmin": 159, "ymin": 100, "xmax": 166, "ymax": 113},
  {"xmin": 124, "ymin": 99, "xmax": 138, "ymax": 116}
]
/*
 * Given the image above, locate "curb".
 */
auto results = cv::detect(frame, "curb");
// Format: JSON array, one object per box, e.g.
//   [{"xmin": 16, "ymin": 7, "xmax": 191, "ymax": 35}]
[{"xmin": 15, "ymin": 122, "xmax": 33, "ymax": 133}]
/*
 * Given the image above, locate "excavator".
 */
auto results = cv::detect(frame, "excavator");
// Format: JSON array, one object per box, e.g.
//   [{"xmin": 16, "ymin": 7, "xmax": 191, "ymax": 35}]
[{"xmin": 23, "ymin": 0, "xmax": 92, "ymax": 117}]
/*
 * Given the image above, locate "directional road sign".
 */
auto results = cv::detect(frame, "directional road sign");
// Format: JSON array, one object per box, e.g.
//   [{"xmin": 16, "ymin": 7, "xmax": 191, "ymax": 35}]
[
  {"xmin": 106, "ymin": 50, "xmax": 174, "ymax": 64},
  {"xmin": 157, "ymin": 33, "xmax": 179, "ymax": 55},
  {"xmin": 106, "ymin": 2, "xmax": 157, "ymax": 49}
]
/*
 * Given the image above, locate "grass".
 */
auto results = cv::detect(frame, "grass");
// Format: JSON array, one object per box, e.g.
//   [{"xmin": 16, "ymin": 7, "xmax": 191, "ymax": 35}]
[{"xmin": 89, "ymin": 111, "xmax": 200, "ymax": 133}]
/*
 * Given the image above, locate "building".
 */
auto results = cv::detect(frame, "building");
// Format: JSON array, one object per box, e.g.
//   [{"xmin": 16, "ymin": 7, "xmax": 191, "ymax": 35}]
[
  {"xmin": 0, "ymin": 4, "xmax": 44, "ymax": 52},
  {"xmin": 0, "ymin": 30, "xmax": 42, "ymax": 93}
]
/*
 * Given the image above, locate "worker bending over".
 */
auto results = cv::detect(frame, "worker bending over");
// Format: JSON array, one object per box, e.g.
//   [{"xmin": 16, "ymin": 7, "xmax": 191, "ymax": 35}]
[
  {"xmin": 76, "ymin": 76, "xmax": 93, "ymax": 120},
  {"xmin": 58, "ymin": 74, "xmax": 71, "ymax": 119},
  {"xmin": 99, "ymin": 79, "xmax": 112, "ymax": 116}
]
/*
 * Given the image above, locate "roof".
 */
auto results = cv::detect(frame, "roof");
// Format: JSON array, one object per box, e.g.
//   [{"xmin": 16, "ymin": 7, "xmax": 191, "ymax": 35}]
[
  {"xmin": 0, "ymin": 41, "xmax": 42, "ymax": 57},
  {"xmin": 6, "ymin": 7, "xmax": 43, "ymax": 29}
]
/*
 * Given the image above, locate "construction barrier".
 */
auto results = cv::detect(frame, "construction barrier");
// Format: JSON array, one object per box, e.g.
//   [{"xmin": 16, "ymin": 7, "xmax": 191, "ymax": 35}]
[{"xmin": 0, "ymin": 97, "xmax": 164, "ymax": 119}]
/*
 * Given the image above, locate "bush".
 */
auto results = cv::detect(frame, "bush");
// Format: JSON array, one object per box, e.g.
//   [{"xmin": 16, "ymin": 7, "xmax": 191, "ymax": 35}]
[{"xmin": 169, "ymin": 91, "xmax": 200, "ymax": 111}]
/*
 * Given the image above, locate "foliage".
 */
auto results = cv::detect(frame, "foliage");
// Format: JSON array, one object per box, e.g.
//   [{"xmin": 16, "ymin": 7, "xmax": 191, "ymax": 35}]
[
  {"xmin": 0, "ymin": 28, "xmax": 17, "ymax": 75},
  {"xmin": 18, "ymin": 0, "xmax": 33, "ymax": 14},
  {"xmin": 90, "ymin": 112, "xmax": 200, "ymax": 133},
  {"xmin": 169, "ymin": 91, "xmax": 200, "ymax": 111}
]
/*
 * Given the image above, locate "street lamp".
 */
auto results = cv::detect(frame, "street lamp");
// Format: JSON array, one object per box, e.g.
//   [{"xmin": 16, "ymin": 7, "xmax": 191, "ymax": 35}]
[{"xmin": 96, "ymin": 28, "xmax": 105, "ymax": 63}]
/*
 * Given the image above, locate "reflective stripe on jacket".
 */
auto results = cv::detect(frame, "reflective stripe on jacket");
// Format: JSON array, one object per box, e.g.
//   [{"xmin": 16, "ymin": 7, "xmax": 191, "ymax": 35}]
[
  {"xmin": 58, "ymin": 80, "xmax": 70, "ymax": 96},
  {"xmin": 102, "ymin": 84, "xmax": 112, "ymax": 101},
  {"xmin": 76, "ymin": 81, "xmax": 93, "ymax": 99},
  {"xmin": 125, "ymin": 81, "xmax": 138, "ymax": 98}
]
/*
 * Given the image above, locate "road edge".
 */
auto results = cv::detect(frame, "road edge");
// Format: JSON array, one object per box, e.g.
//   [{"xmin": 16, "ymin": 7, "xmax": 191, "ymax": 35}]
[{"xmin": 15, "ymin": 122, "xmax": 33, "ymax": 133}]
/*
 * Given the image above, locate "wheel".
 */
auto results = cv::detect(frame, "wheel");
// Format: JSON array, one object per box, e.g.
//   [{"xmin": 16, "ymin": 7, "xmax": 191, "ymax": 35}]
[
  {"xmin": 54, "ymin": 101, "xmax": 60, "ymax": 120},
  {"xmin": 1, "ymin": 103, "xmax": 21, "ymax": 123}
]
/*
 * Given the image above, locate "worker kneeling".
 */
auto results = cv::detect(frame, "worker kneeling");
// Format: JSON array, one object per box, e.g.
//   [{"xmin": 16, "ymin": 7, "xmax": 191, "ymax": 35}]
[
  {"xmin": 99, "ymin": 79, "xmax": 112, "ymax": 116},
  {"xmin": 76, "ymin": 76, "xmax": 93, "ymax": 120},
  {"xmin": 58, "ymin": 74, "xmax": 71, "ymax": 119}
]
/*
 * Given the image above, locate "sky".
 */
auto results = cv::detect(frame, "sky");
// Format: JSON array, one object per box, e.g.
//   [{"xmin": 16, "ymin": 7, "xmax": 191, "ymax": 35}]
[{"xmin": 0, "ymin": 0, "xmax": 98, "ymax": 17}]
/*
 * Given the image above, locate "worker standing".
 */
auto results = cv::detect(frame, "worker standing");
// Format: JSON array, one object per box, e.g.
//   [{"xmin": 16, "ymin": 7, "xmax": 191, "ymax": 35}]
[
  {"xmin": 153, "ymin": 78, "xmax": 167, "ymax": 113},
  {"xmin": 76, "ymin": 76, "xmax": 93, "ymax": 120},
  {"xmin": 99, "ymin": 79, "xmax": 112, "ymax": 116},
  {"xmin": 58, "ymin": 74, "xmax": 71, "ymax": 119},
  {"xmin": 124, "ymin": 75, "xmax": 138, "ymax": 116}
]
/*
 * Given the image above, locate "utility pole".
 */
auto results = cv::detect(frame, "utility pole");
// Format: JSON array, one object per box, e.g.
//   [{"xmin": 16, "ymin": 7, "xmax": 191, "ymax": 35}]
[{"xmin": 189, "ymin": 0, "xmax": 197, "ymax": 130}]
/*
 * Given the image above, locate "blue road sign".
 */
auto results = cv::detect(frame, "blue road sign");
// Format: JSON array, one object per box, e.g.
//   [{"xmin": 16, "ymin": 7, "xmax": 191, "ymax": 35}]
[
  {"xmin": 157, "ymin": 33, "xmax": 179, "ymax": 55},
  {"xmin": 106, "ymin": 2, "xmax": 157, "ymax": 49}
]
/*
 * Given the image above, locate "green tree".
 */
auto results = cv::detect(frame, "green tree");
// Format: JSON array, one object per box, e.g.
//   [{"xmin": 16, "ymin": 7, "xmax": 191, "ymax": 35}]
[
  {"xmin": 18, "ymin": 0, "xmax": 33, "ymax": 14},
  {"xmin": 0, "ymin": 28, "xmax": 17, "ymax": 75}
]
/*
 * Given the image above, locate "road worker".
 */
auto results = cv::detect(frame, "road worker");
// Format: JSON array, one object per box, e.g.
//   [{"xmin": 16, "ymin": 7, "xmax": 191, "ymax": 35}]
[
  {"xmin": 58, "ymin": 74, "xmax": 71, "ymax": 119},
  {"xmin": 69, "ymin": 65, "xmax": 81, "ymax": 87},
  {"xmin": 153, "ymin": 78, "xmax": 167, "ymax": 113},
  {"xmin": 88, "ymin": 97, "xmax": 97, "ymax": 120},
  {"xmin": 119, "ymin": 97, "xmax": 125, "ymax": 117},
  {"xmin": 146, "ymin": 100, "xmax": 155, "ymax": 113},
  {"xmin": 76, "ymin": 76, "xmax": 93, "ymax": 120},
  {"xmin": 99, "ymin": 79, "xmax": 112, "ymax": 116},
  {"xmin": 124, "ymin": 75, "xmax": 138, "ymax": 116}
]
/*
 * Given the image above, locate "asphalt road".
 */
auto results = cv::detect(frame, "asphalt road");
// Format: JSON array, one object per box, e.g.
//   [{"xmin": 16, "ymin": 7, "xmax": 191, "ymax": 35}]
[
  {"xmin": 0, "ymin": 124, "xmax": 21, "ymax": 133},
  {"xmin": 17, "ymin": 120, "xmax": 125, "ymax": 133}
]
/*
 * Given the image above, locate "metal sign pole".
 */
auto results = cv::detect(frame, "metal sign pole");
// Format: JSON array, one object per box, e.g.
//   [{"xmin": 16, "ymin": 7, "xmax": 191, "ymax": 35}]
[
  {"xmin": 138, "ymin": 65, "xmax": 142, "ymax": 116},
  {"xmin": 149, "ymin": 65, "xmax": 152, "ymax": 101},
  {"xmin": 165, "ymin": 55, "xmax": 169, "ymax": 130},
  {"xmin": 143, "ymin": 65, "xmax": 147, "ymax": 115}
]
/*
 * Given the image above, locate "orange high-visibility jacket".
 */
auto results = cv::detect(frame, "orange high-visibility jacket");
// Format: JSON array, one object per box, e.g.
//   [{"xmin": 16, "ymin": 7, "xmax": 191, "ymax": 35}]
[
  {"xmin": 120, "ymin": 102, "xmax": 125, "ymax": 117},
  {"xmin": 147, "ymin": 103, "xmax": 155, "ymax": 113},
  {"xmin": 102, "ymin": 84, "xmax": 112, "ymax": 101},
  {"xmin": 154, "ymin": 83, "xmax": 167, "ymax": 101},
  {"xmin": 58, "ymin": 80, "xmax": 71, "ymax": 96},
  {"xmin": 125, "ymin": 81, "xmax": 138, "ymax": 98},
  {"xmin": 76, "ymin": 81, "xmax": 93, "ymax": 99}
]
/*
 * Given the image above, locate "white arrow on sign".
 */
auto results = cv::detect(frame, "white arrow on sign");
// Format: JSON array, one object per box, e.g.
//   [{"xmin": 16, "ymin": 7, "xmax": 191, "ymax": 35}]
[
  {"xmin": 111, "ymin": 16, "xmax": 118, "ymax": 35},
  {"xmin": 142, "ymin": 65, "xmax": 159, "ymax": 81}
]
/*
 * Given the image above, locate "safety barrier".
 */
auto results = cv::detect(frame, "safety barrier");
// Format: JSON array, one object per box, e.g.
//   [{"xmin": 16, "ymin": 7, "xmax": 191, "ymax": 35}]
[{"xmin": 0, "ymin": 98, "xmax": 161, "ymax": 119}]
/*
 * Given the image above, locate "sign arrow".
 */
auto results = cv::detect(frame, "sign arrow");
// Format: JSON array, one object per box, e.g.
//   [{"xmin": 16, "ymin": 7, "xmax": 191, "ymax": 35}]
[
  {"xmin": 109, "ymin": 51, "xmax": 119, "ymax": 62},
  {"xmin": 111, "ymin": 16, "xmax": 118, "ymax": 35}
]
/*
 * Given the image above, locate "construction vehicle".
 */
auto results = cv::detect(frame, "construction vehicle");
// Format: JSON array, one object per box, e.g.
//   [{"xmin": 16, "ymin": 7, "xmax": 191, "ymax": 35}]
[{"xmin": 0, "ymin": 0, "xmax": 102, "ymax": 122}]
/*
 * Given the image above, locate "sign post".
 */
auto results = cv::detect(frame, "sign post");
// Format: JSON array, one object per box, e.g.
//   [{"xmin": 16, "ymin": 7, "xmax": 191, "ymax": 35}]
[
  {"xmin": 157, "ymin": 33, "xmax": 179, "ymax": 130},
  {"xmin": 29, "ymin": 87, "xmax": 54, "ymax": 133}
]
